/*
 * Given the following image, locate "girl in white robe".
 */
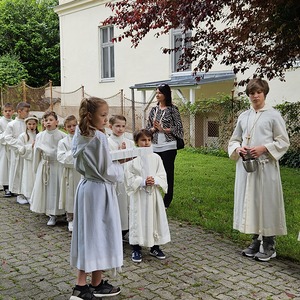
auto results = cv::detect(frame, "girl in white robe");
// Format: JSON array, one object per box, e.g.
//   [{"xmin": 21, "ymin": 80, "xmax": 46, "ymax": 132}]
[
  {"xmin": 228, "ymin": 79, "xmax": 289, "ymax": 262},
  {"xmin": 70, "ymin": 97, "xmax": 122, "ymax": 299},
  {"xmin": 18, "ymin": 116, "xmax": 39, "ymax": 203},
  {"xmin": 57, "ymin": 115, "xmax": 81, "ymax": 232},
  {"xmin": 30, "ymin": 111, "xmax": 66, "ymax": 226},
  {"xmin": 124, "ymin": 129, "xmax": 170, "ymax": 263}
]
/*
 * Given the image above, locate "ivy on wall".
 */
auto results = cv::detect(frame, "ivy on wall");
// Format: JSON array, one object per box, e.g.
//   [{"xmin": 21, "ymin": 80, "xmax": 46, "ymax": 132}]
[{"xmin": 178, "ymin": 95, "xmax": 299, "ymax": 168}]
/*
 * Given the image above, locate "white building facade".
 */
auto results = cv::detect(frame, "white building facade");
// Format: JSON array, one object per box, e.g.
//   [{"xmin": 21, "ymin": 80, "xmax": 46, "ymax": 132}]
[{"xmin": 55, "ymin": 0, "xmax": 299, "ymax": 146}]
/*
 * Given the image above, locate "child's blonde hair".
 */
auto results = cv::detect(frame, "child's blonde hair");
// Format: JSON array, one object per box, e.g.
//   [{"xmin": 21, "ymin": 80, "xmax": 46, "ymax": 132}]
[{"xmin": 78, "ymin": 97, "xmax": 107, "ymax": 136}]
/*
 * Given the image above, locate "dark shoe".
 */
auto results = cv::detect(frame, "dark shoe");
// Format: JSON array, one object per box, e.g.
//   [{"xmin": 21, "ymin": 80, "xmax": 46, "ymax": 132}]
[
  {"xmin": 254, "ymin": 236, "xmax": 276, "ymax": 262},
  {"xmin": 242, "ymin": 234, "xmax": 260, "ymax": 257},
  {"xmin": 70, "ymin": 285, "xmax": 97, "ymax": 300},
  {"xmin": 131, "ymin": 250, "xmax": 142, "ymax": 263},
  {"xmin": 89, "ymin": 280, "xmax": 121, "ymax": 297},
  {"xmin": 4, "ymin": 190, "xmax": 14, "ymax": 197},
  {"xmin": 150, "ymin": 247, "xmax": 166, "ymax": 260}
]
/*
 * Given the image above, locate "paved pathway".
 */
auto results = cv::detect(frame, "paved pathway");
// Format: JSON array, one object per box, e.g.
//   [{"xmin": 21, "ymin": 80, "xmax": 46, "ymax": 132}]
[{"xmin": 1, "ymin": 194, "xmax": 300, "ymax": 300}]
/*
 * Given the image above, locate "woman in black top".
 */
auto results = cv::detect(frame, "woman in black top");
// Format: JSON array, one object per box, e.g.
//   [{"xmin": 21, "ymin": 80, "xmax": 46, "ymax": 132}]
[{"xmin": 146, "ymin": 84, "xmax": 184, "ymax": 208}]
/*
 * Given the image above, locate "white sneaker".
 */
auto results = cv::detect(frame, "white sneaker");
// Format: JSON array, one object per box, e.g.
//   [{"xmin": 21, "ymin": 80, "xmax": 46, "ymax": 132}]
[
  {"xmin": 16, "ymin": 195, "xmax": 29, "ymax": 205},
  {"xmin": 68, "ymin": 221, "xmax": 73, "ymax": 232},
  {"xmin": 47, "ymin": 215, "xmax": 56, "ymax": 226}
]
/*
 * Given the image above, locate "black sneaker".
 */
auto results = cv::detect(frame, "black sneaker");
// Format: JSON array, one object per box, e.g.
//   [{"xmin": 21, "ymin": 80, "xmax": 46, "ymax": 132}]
[
  {"xmin": 89, "ymin": 280, "xmax": 121, "ymax": 297},
  {"xmin": 70, "ymin": 285, "xmax": 97, "ymax": 300},
  {"xmin": 4, "ymin": 190, "xmax": 14, "ymax": 197},
  {"xmin": 150, "ymin": 247, "xmax": 166, "ymax": 260},
  {"xmin": 131, "ymin": 250, "xmax": 142, "ymax": 263}
]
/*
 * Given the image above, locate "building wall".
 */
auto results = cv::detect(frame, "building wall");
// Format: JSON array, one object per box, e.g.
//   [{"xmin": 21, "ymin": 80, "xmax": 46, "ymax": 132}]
[{"xmin": 56, "ymin": 0, "xmax": 171, "ymax": 108}]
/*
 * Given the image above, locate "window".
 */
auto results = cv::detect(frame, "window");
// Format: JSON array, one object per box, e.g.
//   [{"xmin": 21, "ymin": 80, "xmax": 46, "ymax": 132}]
[
  {"xmin": 207, "ymin": 121, "xmax": 219, "ymax": 137},
  {"xmin": 171, "ymin": 29, "xmax": 192, "ymax": 73},
  {"xmin": 100, "ymin": 26, "xmax": 115, "ymax": 79}
]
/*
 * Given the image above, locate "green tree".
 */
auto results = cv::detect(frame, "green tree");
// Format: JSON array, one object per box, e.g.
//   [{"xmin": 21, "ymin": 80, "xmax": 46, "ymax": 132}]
[
  {"xmin": 0, "ymin": 53, "xmax": 28, "ymax": 86},
  {"xmin": 0, "ymin": 0, "xmax": 60, "ymax": 86},
  {"xmin": 103, "ymin": 0, "xmax": 300, "ymax": 83}
]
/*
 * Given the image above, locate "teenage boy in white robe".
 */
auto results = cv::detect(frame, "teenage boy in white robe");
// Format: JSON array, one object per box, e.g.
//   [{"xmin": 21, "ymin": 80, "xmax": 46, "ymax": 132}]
[
  {"xmin": 57, "ymin": 115, "xmax": 81, "ymax": 232},
  {"xmin": 228, "ymin": 78, "xmax": 290, "ymax": 262},
  {"xmin": 108, "ymin": 115, "xmax": 135, "ymax": 240},
  {"xmin": 30, "ymin": 111, "xmax": 66, "ymax": 226},
  {"xmin": 18, "ymin": 115, "xmax": 39, "ymax": 204},
  {"xmin": 124, "ymin": 129, "xmax": 170, "ymax": 263},
  {"xmin": 4, "ymin": 102, "xmax": 30, "ymax": 198},
  {"xmin": 0, "ymin": 103, "xmax": 14, "ymax": 195}
]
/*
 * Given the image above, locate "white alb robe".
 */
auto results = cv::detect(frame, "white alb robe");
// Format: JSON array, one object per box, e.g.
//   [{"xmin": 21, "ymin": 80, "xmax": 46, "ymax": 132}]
[
  {"xmin": 0, "ymin": 117, "xmax": 12, "ymax": 186},
  {"xmin": 228, "ymin": 105, "xmax": 290, "ymax": 236},
  {"xmin": 108, "ymin": 134, "xmax": 135, "ymax": 231},
  {"xmin": 18, "ymin": 131, "xmax": 36, "ymax": 199},
  {"xmin": 30, "ymin": 128, "xmax": 67, "ymax": 216},
  {"xmin": 70, "ymin": 128, "xmax": 123, "ymax": 273},
  {"xmin": 124, "ymin": 152, "xmax": 171, "ymax": 247},
  {"xmin": 4, "ymin": 117, "xmax": 26, "ymax": 193},
  {"xmin": 57, "ymin": 134, "xmax": 81, "ymax": 214}
]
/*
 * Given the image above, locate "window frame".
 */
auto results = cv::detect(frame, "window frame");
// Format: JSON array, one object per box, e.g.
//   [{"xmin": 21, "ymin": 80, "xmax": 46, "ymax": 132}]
[
  {"xmin": 171, "ymin": 28, "xmax": 192, "ymax": 73},
  {"xmin": 99, "ymin": 25, "xmax": 115, "ymax": 81}
]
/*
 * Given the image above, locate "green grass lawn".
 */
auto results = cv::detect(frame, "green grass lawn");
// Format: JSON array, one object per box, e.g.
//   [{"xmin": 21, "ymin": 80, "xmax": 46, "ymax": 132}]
[{"xmin": 167, "ymin": 149, "xmax": 300, "ymax": 262}]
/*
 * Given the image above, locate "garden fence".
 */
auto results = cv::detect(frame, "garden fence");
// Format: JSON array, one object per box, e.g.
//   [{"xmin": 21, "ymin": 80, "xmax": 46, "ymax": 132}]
[{"xmin": 0, "ymin": 81, "xmax": 299, "ymax": 151}]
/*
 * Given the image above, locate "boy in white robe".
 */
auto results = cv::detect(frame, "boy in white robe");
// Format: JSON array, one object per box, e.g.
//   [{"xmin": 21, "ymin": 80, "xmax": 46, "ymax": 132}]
[
  {"xmin": 228, "ymin": 78, "xmax": 290, "ymax": 262},
  {"xmin": 108, "ymin": 115, "xmax": 135, "ymax": 240},
  {"xmin": 4, "ymin": 102, "xmax": 30, "ymax": 198},
  {"xmin": 18, "ymin": 115, "xmax": 39, "ymax": 204},
  {"xmin": 0, "ymin": 103, "xmax": 14, "ymax": 195},
  {"xmin": 57, "ymin": 115, "xmax": 81, "ymax": 232},
  {"xmin": 124, "ymin": 129, "xmax": 170, "ymax": 263},
  {"xmin": 30, "ymin": 111, "xmax": 66, "ymax": 226}
]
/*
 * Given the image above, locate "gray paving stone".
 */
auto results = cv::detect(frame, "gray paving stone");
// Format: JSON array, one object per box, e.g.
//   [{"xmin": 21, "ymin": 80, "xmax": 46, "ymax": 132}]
[{"xmin": 1, "ymin": 194, "xmax": 300, "ymax": 300}]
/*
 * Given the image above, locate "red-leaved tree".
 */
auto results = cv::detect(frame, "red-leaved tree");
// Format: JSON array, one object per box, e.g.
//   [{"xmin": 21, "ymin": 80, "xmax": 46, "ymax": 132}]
[{"xmin": 102, "ymin": 0, "xmax": 300, "ymax": 84}]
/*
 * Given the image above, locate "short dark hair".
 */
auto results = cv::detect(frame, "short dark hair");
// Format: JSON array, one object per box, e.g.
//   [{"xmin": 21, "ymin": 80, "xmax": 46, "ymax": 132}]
[
  {"xmin": 109, "ymin": 115, "xmax": 127, "ymax": 125},
  {"xmin": 64, "ymin": 115, "xmax": 77, "ymax": 127},
  {"xmin": 16, "ymin": 102, "xmax": 30, "ymax": 111},
  {"xmin": 133, "ymin": 129, "xmax": 153, "ymax": 145},
  {"xmin": 3, "ymin": 103, "xmax": 13, "ymax": 109},
  {"xmin": 245, "ymin": 79, "xmax": 269, "ymax": 96},
  {"xmin": 43, "ymin": 110, "xmax": 58, "ymax": 120}
]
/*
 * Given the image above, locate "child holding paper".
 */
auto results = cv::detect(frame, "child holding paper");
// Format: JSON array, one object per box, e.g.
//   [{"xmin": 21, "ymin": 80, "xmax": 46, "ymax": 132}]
[{"xmin": 124, "ymin": 129, "xmax": 170, "ymax": 263}]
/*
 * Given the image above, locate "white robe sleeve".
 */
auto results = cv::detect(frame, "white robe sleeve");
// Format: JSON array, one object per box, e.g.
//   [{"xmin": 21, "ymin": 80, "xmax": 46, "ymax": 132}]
[
  {"xmin": 4, "ymin": 122, "xmax": 21, "ymax": 151},
  {"xmin": 124, "ymin": 159, "xmax": 144, "ymax": 196},
  {"xmin": 18, "ymin": 134, "xmax": 34, "ymax": 160},
  {"xmin": 228, "ymin": 117, "xmax": 243, "ymax": 161},
  {"xmin": 57, "ymin": 138, "xmax": 74, "ymax": 168},
  {"xmin": 264, "ymin": 111, "xmax": 290, "ymax": 161},
  {"xmin": 153, "ymin": 155, "xmax": 168, "ymax": 193}
]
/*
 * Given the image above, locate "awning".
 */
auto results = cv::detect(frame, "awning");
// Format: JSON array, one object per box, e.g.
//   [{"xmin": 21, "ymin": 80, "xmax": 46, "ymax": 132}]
[{"xmin": 130, "ymin": 70, "xmax": 236, "ymax": 90}]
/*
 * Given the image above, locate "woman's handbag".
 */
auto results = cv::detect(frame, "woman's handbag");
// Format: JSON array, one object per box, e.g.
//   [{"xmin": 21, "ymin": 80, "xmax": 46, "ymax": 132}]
[
  {"xmin": 170, "ymin": 105, "xmax": 184, "ymax": 150},
  {"xmin": 176, "ymin": 137, "xmax": 185, "ymax": 150}
]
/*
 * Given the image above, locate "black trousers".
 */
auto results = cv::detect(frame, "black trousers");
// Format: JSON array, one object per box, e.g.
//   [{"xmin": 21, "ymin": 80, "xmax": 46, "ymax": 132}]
[{"xmin": 156, "ymin": 149, "xmax": 177, "ymax": 208}]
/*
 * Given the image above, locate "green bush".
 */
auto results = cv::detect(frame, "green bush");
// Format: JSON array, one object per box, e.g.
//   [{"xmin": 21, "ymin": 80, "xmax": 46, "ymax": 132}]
[{"xmin": 280, "ymin": 148, "xmax": 300, "ymax": 169}]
